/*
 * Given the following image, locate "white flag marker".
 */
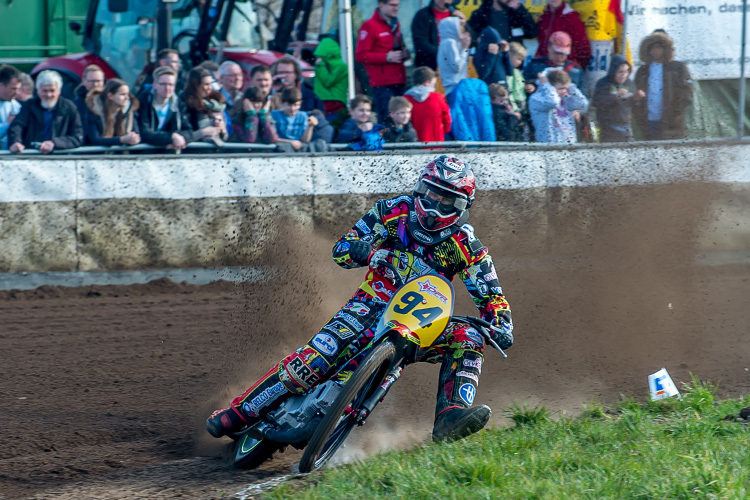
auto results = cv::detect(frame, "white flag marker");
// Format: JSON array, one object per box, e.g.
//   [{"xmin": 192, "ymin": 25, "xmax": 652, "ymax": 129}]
[{"xmin": 648, "ymin": 367, "xmax": 681, "ymax": 400}]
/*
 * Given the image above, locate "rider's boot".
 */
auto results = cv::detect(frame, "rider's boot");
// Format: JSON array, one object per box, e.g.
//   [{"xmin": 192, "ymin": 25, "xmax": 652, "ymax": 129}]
[
  {"xmin": 432, "ymin": 348, "xmax": 490, "ymax": 442},
  {"xmin": 432, "ymin": 405, "xmax": 492, "ymax": 442}
]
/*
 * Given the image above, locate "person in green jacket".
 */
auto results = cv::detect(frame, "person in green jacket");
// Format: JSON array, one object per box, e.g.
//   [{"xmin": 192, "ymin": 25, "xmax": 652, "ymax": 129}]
[{"xmin": 313, "ymin": 38, "xmax": 349, "ymax": 122}]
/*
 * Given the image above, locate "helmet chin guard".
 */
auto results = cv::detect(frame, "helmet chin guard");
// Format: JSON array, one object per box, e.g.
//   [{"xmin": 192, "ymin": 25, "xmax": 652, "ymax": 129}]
[{"xmin": 407, "ymin": 204, "xmax": 469, "ymax": 245}]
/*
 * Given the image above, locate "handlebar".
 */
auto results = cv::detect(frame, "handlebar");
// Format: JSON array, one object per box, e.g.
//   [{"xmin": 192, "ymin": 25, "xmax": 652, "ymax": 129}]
[
  {"xmin": 451, "ymin": 315, "xmax": 508, "ymax": 358},
  {"xmin": 369, "ymin": 250, "xmax": 405, "ymax": 288}
]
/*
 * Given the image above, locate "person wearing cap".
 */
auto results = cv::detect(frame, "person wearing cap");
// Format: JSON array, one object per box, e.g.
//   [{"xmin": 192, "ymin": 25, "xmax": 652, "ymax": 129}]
[
  {"xmin": 523, "ymin": 31, "xmax": 584, "ymax": 94},
  {"xmin": 534, "ymin": 0, "xmax": 591, "ymax": 70}
]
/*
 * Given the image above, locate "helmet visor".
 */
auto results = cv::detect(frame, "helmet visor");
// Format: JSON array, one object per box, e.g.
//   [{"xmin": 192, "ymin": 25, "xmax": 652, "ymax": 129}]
[{"xmin": 424, "ymin": 188, "xmax": 461, "ymax": 215}]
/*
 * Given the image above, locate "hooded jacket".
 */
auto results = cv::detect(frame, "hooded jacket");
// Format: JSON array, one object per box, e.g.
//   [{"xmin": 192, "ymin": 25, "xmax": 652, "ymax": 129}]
[
  {"xmin": 447, "ymin": 78, "xmax": 496, "ymax": 141},
  {"xmin": 529, "ymin": 81, "xmax": 589, "ymax": 143},
  {"xmin": 355, "ymin": 8, "xmax": 407, "ymax": 87},
  {"xmin": 592, "ymin": 54, "xmax": 635, "ymax": 142},
  {"xmin": 404, "ymin": 85, "xmax": 452, "ymax": 142},
  {"xmin": 313, "ymin": 38, "xmax": 349, "ymax": 104},
  {"xmin": 535, "ymin": 2, "xmax": 591, "ymax": 69},
  {"xmin": 633, "ymin": 32, "xmax": 693, "ymax": 140},
  {"xmin": 467, "ymin": 0, "xmax": 537, "ymax": 46},
  {"xmin": 83, "ymin": 88, "xmax": 141, "ymax": 146},
  {"xmin": 7, "ymin": 96, "xmax": 83, "ymax": 150},
  {"xmin": 437, "ymin": 17, "xmax": 469, "ymax": 96},
  {"xmin": 473, "ymin": 27, "xmax": 513, "ymax": 87}
]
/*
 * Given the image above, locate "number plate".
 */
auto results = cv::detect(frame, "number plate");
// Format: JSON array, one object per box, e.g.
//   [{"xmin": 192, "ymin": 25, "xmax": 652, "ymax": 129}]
[{"xmin": 380, "ymin": 274, "xmax": 454, "ymax": 347}]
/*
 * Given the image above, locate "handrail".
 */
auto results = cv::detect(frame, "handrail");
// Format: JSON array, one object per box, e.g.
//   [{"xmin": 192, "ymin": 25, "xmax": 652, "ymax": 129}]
[
  {"xmin": 0, "ymin": 142, "xmax": 278, "ymax": 155},
  {"xmin": 0, "ymin": 141, "xmax": 561, "ymax": 156},
  {"xmin": 1, "ymin": 137, "xmax": 748, "ymax": 156}
]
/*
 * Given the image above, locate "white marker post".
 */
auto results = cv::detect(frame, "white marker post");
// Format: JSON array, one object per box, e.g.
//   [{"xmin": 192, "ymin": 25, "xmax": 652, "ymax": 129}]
[{"xmin": 648, "ymin": 367, "xmax": 681, "ymax": 401}]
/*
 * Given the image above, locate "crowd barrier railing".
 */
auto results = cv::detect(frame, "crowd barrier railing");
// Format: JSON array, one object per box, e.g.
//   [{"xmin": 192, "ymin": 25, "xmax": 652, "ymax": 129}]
[{"xmin": 1, "ymin": 137, "xmax": 748, "ymax": 156}]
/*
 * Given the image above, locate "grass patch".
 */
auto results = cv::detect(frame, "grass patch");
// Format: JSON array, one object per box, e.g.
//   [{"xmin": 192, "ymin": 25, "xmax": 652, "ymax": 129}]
[{"xmin": 264, "ymin": 379, "xmax": 750, "ymax": 500}]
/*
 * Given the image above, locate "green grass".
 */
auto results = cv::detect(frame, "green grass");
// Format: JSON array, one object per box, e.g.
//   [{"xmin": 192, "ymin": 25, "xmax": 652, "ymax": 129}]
[{"xmin": 264, "ymin": 379, "xmax": 750, "ymax": 500}]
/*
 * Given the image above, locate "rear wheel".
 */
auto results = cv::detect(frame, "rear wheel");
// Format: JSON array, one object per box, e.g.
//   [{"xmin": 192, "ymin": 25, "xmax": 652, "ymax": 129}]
[
  {"xmin": 233, "ymin": 433, "xmax": 279, "ymax": 470},
  {"xmin": 298, "ymin": 341, "xmax": 396, "ymax": 473}
]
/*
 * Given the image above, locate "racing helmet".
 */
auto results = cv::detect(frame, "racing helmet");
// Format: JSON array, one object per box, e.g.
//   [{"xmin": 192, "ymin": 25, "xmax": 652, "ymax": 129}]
[{"xmin": 412, "ymin": 155, "xmax": 476, "ymax": 232}]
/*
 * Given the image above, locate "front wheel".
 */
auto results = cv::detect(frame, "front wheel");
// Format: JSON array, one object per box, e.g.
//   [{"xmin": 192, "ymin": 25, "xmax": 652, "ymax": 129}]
[{"xmin": 298, "ymin": 341, "xmax": 396, "ymax": 472}]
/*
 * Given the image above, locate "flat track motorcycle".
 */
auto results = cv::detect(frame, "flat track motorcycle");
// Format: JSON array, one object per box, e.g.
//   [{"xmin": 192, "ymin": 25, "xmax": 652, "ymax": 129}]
[{"xmin": 229, "ymin": 252, "xmax": 508, "ymax": 472}]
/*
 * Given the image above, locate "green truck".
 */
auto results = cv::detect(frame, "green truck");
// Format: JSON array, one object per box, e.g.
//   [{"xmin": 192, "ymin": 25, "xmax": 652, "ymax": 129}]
[{"xmin": 0, "ymin": 0, "xmax": 87, "ymax": 71}]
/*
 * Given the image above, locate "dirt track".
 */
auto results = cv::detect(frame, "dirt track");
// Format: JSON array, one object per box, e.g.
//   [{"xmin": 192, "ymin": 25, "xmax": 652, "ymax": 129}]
[{"xmin": 1, "ymin": 184, "xmax": 749, "ymax": 499}]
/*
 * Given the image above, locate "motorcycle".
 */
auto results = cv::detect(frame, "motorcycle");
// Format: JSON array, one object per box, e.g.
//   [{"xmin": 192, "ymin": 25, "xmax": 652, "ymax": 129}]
[{"xmin": 228, "ymin": 251, "xmax": 508, "ymax": 472}]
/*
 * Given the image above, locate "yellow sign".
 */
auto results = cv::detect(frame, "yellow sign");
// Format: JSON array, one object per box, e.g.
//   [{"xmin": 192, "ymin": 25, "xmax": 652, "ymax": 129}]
[{"xmin": 454, "ymin": 0, "xmax": 622, "ymax": 42}]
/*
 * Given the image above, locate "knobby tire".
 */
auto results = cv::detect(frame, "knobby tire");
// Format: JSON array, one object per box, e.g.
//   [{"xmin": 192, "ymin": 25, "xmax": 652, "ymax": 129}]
[{"xmin": 298, "ymin": 341, "xmax": 396, "ymax": 472}]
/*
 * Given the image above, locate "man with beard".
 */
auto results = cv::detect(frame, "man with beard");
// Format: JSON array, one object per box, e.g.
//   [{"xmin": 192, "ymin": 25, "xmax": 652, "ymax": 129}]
[{"xmin": 8, "ymin": 70, "xmax": 82, "ymax": 153}]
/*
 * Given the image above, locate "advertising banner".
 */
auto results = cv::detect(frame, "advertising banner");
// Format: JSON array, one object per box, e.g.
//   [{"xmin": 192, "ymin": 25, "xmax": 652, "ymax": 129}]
[{"xmin": 626, "ymin": 1, "xmax": 749, "ymax": 79}]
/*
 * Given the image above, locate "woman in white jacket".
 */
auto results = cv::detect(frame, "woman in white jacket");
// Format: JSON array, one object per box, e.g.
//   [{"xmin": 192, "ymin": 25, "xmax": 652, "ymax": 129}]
[{"xmin": 437, "ymin": 17, "xmax": 471, "ymax": 96}]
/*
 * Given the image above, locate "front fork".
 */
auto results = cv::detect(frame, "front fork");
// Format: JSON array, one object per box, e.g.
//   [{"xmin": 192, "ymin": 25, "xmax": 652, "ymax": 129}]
[{"xmin": 355, "ymin": 364, "xmax": 404, "ymax": 425}]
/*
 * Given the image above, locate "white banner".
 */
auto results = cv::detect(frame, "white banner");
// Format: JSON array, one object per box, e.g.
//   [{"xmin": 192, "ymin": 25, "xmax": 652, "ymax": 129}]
[{"xmin": 626, "ymin": 0, "xmax": 750, "ymax": 80}]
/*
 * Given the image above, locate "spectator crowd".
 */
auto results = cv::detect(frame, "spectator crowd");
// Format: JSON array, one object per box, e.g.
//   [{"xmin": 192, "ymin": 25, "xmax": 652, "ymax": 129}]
[{"xmin": 0, "ymin": 0, "xmax": 694, "ymax": 154}]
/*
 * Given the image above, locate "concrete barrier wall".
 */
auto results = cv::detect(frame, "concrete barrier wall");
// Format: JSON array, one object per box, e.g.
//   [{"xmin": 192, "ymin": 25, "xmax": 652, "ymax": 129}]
[{"xmin": 1, "ymin": 141, "xmax": 749, "ymax": 272}]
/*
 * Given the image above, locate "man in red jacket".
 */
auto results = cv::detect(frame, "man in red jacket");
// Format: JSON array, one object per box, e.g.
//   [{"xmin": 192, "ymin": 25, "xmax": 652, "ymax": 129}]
[
  {"xmin": 404, "ymin": 66, "xmax": 452, "ymax": 142},
  {"xmin": 355, "ymin": 0, "xmax": 410, "ymax": 124},
  {"xmin": 534, "ymin": 0, "xmax": 591, "ymax": 70}
]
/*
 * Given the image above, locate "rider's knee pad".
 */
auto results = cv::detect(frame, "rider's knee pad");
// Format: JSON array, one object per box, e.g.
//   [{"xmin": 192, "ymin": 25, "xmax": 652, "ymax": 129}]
[{"xmin": 279, "ymin": 347, "xmax": 332, "ymax": 394}]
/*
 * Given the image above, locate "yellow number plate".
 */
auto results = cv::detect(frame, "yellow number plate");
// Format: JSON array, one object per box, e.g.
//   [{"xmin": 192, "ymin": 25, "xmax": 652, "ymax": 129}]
[{"xmin": 380, "ymin": 274, "xmax": 455, "ymax": 348}]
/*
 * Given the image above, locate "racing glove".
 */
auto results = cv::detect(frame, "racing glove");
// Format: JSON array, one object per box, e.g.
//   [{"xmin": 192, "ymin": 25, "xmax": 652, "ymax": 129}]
[
  {"xmin": 348, "ymin": 240, "xmax": 372, "ymax": 266},
  {"xmin": 491, "ymin": 312, "xmax": 514, "ymax": 350}
]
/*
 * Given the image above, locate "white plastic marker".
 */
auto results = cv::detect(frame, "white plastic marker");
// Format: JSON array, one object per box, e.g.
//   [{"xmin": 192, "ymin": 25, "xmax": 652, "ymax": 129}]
[{"xmin": 648, "ymin": 367, "xmax": 681, "ymax": 400}]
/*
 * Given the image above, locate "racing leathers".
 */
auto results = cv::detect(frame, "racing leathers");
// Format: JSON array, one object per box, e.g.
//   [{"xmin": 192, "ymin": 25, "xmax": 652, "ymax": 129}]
[{"xmin": 222, "ymin": 195, "xmax": 512, "ymax": 428}]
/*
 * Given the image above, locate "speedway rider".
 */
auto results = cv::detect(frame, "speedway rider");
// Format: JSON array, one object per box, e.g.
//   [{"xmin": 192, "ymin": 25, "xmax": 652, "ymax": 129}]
[{"xmin": 207, "ymin": 155, "xmax": 514, "ymax": 442}]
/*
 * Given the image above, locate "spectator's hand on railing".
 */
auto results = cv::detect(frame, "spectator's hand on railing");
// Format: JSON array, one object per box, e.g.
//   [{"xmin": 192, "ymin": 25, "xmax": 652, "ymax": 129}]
[
  {"xmin": 120, "ymin": 132, "xmax": 141, "ymax": 145},
  {"xmin": 170, "ymin": 133, "xmax": 187, "ymax": 150},
  {"xmin": 200, "ymin": 126, "xmax": 222, "ymax": 139},
  {"xmin": 9, "ymin": 142, "xmax": 24, "ymax": 153},
  {"xmin": 290, "ymin": 140, "xmax": 303, "ymax": 150},
  {"xmin": 39, "ymin": 141, "xmax": 55, "ymax": 154}
]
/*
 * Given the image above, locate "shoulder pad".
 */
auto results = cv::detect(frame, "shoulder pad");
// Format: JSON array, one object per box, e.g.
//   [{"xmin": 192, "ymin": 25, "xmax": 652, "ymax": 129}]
[
  {"xmin": 460, "ymin": 224, "xmax": 484, "ymax": 253},
  {"xmin": 382, "ymin": 194, "xmax": 413, "ymax": 209}
]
